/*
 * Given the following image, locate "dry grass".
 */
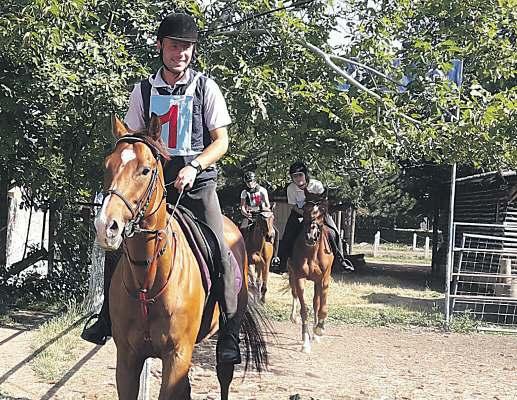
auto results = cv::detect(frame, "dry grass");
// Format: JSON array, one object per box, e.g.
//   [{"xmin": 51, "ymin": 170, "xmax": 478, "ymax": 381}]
[
  {"xmin": 30, "ymin": 303, "xmax": 86, "ymax": 381},
  {"xmin": 263, "ymin": 264, "xmax": 445, "ymax": 329}
]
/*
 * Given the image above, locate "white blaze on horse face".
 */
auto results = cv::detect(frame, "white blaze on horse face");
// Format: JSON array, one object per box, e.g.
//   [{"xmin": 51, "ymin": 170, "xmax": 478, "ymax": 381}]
[
  {"xmin": 120, "ymin": 148, "xmax": 136, "ymax": 166},
  {"xmin": 94, "ymin": 194, "xmax": 111, "ymax": 243},
  {"xmin": 94, "ymin": 194, "xmax": 123, "ymax": 250}
]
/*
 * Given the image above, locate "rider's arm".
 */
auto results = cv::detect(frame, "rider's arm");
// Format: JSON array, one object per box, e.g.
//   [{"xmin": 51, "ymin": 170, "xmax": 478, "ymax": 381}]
[
  {"xmin": 240, "ymin": 195, "xmax": 249, "ymax": 216},
  {"xmin": 194, "ymin": 126, "xmax": 229, "ymax": 170}
]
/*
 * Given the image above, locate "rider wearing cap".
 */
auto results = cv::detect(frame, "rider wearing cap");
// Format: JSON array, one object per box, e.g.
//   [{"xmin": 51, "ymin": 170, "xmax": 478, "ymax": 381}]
[
  {"xmin": 276, "ymin": 161, "xmax": 354, "ymax": 273},
  {"xmin": 240, "ymin": 171, "xmax": 280, "ymax": 267},
  {"xmin": 82, "ymin": 12, "xmax": 242, "ymax": 365}
]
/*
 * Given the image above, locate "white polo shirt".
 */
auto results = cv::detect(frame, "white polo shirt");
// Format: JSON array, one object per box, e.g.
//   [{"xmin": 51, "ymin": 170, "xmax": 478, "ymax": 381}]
[
  {"xmin": 287, "ymin": 179, "xmax": 325, "ymax": 209},
  {"xmin": 124, "ymin": 67, "xmax": 232, "ymax": 132}
]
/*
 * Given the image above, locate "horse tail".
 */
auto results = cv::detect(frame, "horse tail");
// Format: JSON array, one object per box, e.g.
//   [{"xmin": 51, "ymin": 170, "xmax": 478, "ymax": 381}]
[{"xmin": 240, "ymin": 294, "xmax": 273, "ymax": 374}]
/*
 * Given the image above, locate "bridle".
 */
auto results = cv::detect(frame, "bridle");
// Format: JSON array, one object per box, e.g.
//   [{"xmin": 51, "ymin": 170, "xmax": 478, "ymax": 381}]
[
  {"xmin": 303, "ymin": 200, "xmax": 325, "ymax": 247},
  {"xmin": 102, "ymin": 136, "xmax": 166, "ymax": 238}
]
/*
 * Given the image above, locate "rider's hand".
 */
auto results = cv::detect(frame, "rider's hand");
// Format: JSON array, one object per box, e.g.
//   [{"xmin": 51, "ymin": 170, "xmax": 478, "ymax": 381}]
[{"xmin": 174, "ymin": 165, "xmax": 197, "ymax": 191}]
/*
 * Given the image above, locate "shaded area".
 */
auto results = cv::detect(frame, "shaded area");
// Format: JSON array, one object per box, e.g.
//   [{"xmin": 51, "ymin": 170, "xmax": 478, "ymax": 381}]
[
  {"xmin": 332, "ymin": 261, "xmax": 440, "ymax": 290},
  {"xmin": 363, "ymin": 293, "xmax": 443, "ymax": 313},
  {"xmin": 0, "ymin": 310, "xmax": 55, "ymax": 331},
  {"xmin": 0, "ymin": 316, "xmax": 86, "ymax": 385},
  {"xmin": 40, "ymin": 346, "xmax": 103, "ymax": 400}
]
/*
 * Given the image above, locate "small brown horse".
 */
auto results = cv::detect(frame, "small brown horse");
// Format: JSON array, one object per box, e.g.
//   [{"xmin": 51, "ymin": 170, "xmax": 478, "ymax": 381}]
[
  {"xmin": 94, "ymin": 116, "xmax": 268, "ymax": 400},
  {"xmin": 288, "ymin": 193, "xmax": 334, "ymax": 353},
  {"xmin": 244, "ymin": 209, "xmax": 275, "ymax": 303}
]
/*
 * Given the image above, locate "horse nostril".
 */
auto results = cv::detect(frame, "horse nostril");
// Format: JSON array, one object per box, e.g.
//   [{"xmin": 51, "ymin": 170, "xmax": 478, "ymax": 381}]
[{"xmin": 108, "ymin": 220, "xmax": 119, "ymax": 234}]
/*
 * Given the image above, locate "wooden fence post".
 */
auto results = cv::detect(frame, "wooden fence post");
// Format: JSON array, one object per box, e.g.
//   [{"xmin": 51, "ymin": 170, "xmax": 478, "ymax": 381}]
[
  {"xmin": 412, "ymin": 232, "xmax": 417, "ymax": 251},
  {"xmin": 138, "ymin": 359, "xmax": 152, "ymax": 400},
  {"xmin": 373, "ymin": 231, "xmax": 380, "ymax": 257},
  {"xmin": 424, "ymin": 237, "xmax": 430, "ymax": 258},
  {"xmin": 0, "ymin": 169, "xmax": 8, "ymax": 268}
]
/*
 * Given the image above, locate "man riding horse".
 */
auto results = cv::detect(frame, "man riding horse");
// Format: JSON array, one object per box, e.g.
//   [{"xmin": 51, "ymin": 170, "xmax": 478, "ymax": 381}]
[
  {"xmin": 276, "ymin": 161, "xmax": 355, "ymax": 274},
  {"xmin": 82, "ymin": 12, "xmax": 242, "ymax": 365},
  {"xmin": 239, "ymin": 171, "xmax": 280, "ymax": 268}
]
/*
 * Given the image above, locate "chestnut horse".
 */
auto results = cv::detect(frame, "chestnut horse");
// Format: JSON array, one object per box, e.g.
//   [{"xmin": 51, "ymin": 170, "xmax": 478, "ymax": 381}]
[
  {"xmin": 288, "ymin": 193, "xmax": 334, "ymax": 353},
  {"xmin": 244, "ymin": 209, "xmax": 275, "ymax": 303},
  {"xmin": 94, "ymin": 116, "xmax": 268, "ymax": 400}
]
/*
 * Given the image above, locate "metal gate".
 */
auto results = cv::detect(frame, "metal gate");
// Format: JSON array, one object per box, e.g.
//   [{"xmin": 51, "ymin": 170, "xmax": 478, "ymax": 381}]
[{"xmin": 444, "ymin": 168, "xmax": 517, "ymax": 332}]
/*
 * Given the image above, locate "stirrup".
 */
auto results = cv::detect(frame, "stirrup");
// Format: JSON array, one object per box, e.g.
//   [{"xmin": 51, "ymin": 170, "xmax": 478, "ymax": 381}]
[{"xmin": 81, "ymin": 313, "xmax": 111, "ymax": 345}]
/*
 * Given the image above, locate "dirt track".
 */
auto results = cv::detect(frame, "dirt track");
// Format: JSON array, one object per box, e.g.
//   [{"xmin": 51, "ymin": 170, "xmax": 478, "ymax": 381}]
[{"xmin": 1, "ymin": 314, "xmax": 516, "ymax": 400}]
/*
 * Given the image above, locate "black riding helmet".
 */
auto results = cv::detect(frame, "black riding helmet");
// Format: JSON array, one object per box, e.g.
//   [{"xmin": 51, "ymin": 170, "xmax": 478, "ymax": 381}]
[
  {"xmin": 289, "ymin": 161, "xmax": 308, "ymax": 177},
  {"xmin": 244, "ymin": 171, "xmax": 256, "ymax": 183},
  {"xmin": 157, "ymin": 13, "xmax": 198, "ymax": 43}
]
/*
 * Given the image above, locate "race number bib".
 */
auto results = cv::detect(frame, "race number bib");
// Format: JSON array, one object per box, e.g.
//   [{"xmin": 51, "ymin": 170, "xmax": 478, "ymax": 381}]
[{"xmin": 150, "ymin": 94, "xmax": 194, "ymax": 155}]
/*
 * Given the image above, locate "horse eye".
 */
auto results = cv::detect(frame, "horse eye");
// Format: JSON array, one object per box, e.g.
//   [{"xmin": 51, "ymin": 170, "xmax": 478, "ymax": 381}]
[{"xmin": 142, "ymin": 167, "xmax": 151, "ymax": 176}]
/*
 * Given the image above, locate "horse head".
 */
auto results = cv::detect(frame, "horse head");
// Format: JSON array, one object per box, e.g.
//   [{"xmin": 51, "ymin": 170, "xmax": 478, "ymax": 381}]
[
  {"xmin": 302, "ymin": 194, "xmax": 327, "ymax": 247},
  {"xmin": 94, "ymin": 115, "xmax": 170, "ymax": 250}
]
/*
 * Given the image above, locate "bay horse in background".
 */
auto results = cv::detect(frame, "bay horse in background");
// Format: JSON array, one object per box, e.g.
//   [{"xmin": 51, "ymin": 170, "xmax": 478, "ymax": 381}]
[
  {"xmin": 94, "ymin": 115, "xmax": 268, "ymax": 400},
  {"xmin": 288, "ymin": 192, "xmax": 334, "ymax": 353},
  {"xmin": 244, "ymin": 208, "xmax": 276, "ymax": 303}
]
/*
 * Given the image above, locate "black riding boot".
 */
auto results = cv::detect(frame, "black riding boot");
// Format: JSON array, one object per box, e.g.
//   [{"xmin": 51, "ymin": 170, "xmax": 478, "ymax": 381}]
[
  {"xmin": 81, "ymin": 250, "xmax": 121, "ymax": 345},
  {"xmin": 329, "ymin": 235, "xmax": 354, "ymax": 272},
  {"xmin": 270, "ymin": 226, "xmax": 280, "ymax": 269},
  {"xmin": 216, "ymin": 251, "xmax": 242, "ymax": 365}
]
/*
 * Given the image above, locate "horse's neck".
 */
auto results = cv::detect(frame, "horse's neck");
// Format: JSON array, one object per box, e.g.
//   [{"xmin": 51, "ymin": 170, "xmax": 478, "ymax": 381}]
[{"xmin": 249, "ymin": 223, "xmax": 266, "ymax": 249}]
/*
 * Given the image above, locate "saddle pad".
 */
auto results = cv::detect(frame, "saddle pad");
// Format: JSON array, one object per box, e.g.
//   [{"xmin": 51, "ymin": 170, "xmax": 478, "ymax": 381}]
[{"xmin": 172, "ymin": 206, "xmax": 243, "ymax": 342}]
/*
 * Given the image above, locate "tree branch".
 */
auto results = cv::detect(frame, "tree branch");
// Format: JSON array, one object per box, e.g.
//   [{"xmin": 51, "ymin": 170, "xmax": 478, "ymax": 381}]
[{"xmin": 302, "ymin": 42, "xmax": 421, "ymax": 126}]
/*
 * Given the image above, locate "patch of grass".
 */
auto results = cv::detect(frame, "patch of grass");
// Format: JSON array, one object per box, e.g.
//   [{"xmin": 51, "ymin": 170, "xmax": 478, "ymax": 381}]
[
  {"xmin": 264, "ymin": 268, "xmax": 445, "ymax": 329},
  {"xmin": 0, "ymin": 314, "xmax": 15, "ymax": 326},
  {"xmin": 30, "ymin": 301, "xmax": 86, "ymax": 381},
  {"xmin": 449, "ymin": 312, "xmax": 479, "ymax": 333}
]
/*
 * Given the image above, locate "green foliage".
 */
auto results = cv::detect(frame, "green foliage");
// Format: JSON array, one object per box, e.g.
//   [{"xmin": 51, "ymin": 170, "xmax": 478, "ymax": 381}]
[
  {"xmin": 1, "ymin": 0, "xmax": 516, "ymax": 299},
  {"xmin": 449, "ymin": 311, "xmax": 479, "ymax": 333}
]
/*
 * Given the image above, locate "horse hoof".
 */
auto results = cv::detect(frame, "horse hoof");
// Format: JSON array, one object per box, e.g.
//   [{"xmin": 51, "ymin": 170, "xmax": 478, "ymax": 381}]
[
  {"xmin": 301, "ymin": 344, "xmax": 311, "ymax": 353},
  {"xmin": 290, "ymin": 316, "xmax": 299, "ymax": 324},
  {"xmin": 313, "ymin": 326, "xmax": 324, "ymax": 337},
  {"xmin": 313, "ymin": 334, "xmax": 322, "ymax": 343}
]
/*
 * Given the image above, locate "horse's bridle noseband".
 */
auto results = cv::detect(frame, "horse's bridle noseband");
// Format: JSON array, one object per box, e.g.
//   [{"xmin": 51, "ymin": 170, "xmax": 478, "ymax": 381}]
[
  {"xmin": 101, "ymin": 136, "xmax": 164, "ymax": 238},
  {"xmin": 303, "ymin": 200, "xmax": 325, "ymax": 246}
]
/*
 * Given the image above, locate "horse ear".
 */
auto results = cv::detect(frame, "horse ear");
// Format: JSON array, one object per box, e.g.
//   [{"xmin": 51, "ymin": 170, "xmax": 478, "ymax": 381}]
[
  {"xmin": 148, "ymin": 113, "xmax": 162, "ymax": 141},
  {"xmin": 111, "ymin": 115, "xmax": 128, "ymax": 138}
]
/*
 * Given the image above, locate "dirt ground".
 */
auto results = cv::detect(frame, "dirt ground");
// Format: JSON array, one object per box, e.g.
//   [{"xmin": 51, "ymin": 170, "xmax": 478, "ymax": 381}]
[{"xmin": 1, "ymin": 309, "xmax": 516, "ymax": 400}]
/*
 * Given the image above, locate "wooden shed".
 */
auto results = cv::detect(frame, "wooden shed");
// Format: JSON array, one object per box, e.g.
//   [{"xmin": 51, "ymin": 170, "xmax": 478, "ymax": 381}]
[{"xmin": 433, "ymin": 170, "xmax": 517, "ymax": 277}]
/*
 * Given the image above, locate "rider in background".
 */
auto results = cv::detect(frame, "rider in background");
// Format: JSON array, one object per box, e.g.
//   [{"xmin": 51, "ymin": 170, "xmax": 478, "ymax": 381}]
[
  {"xmin": 82, "ymin": 12, "xmax": 241, "ymax": 366},
  {"xmin": 240, "ymin": 171, "xmax": 280, "ymax": 268},
  {"xmin": 276, "ymin": 161, "xmax": 354, "ymax": 273}
]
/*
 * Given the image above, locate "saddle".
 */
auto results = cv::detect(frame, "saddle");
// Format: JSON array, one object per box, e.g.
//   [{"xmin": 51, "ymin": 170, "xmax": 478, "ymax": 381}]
[{"xmin": 170, "ymin": 205, "xmax": 241, "ymax": 342}]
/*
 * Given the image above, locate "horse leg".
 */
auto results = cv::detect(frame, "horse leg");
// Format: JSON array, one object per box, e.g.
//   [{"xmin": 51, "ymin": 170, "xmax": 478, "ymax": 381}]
[
  {"xmin": 115, "ymin": 349, "xmax": 144, "ymax": 400},
  {"xmin": 314, "ymin": 276, "xmax": 330, "ymax": 338},
  {"xmin": 159, "ymin": 346, "xmax": 194, "ymax": 400},
  {"xmin": 217, "ymin": 362, "xmax": 235, "ymax": 400},
  {"xmin": 294, "ymin": 277, "xmax": 311, "ymax": 353},
  {"xmin": 312, "ymin": 281, "xmax": 322, "ymax": 343},
  {"xmin": 259, "ymin": 260, "xmax": 268, "ymax": 303},
  {"xmin": 289, "ymin": 270, "xmax": 299, "ymax": 324}
]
